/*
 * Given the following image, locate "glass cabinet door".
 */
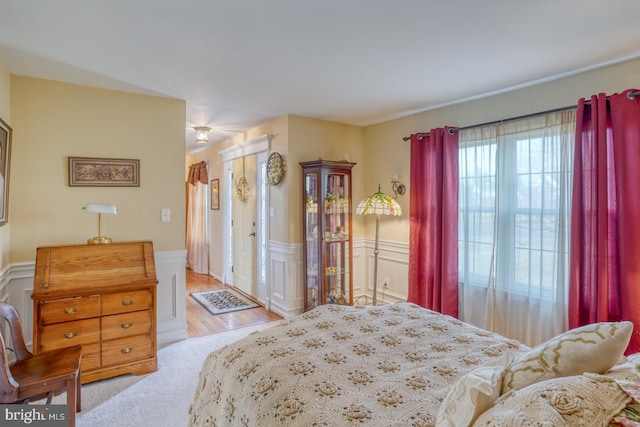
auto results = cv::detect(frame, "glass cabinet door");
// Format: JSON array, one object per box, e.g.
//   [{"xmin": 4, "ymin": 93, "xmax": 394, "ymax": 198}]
[
  {"xmin": 300, "ymin": 160, "xmax": 355, "ymax": 312},
  {"xmin": 322, "ymin": 172, "xmax": 350, "ymax": 305},
  {"xmin": 304, "ymin": 172, "xmax": 319, "ymax": 309}
]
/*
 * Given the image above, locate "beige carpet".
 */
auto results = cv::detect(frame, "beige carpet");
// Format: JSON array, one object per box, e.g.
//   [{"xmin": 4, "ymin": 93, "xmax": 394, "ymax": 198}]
[{"xmin": 49, "ymin": 322, "xmax": 278, "ymax": 426}]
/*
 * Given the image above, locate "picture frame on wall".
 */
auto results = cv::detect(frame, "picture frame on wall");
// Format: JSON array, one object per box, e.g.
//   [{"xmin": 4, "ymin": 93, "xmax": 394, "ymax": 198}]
[
  {"xmin": 211, "ymin": 179, "xmax": 220, "ymax": 210},
  {"xmin": 0, "ymin": 117, "xmax": 12, "ymax": 226},
  {"xmin": 68, "ymin": 157, "xmax": 140, "ymax": 187}
]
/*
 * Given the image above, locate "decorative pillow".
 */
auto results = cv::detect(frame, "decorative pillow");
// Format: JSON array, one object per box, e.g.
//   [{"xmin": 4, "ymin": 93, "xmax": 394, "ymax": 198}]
[
  {"xmin": 472, "ymin": 373, "xmax": 632, "ymax": 427},
  {"xmin": 435, "ymin": 364, "xmax": 507, "ymax": 427},
  {"xmin": 605, "ymin": 353, "xmax": 640, "ymax": 383},
  {"xmin": 502, "ymin": 321, "xmax": 633, "ymax": 393}
]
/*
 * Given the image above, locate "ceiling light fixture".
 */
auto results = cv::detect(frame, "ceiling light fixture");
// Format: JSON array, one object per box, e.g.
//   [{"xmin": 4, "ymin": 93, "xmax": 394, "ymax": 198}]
[{"xmin": 194, "ymin": 126, "xmax": 212, "ymax": 144}]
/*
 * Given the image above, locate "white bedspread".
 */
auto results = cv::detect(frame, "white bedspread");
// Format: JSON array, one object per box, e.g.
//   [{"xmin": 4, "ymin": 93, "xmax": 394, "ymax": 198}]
[{"xmin": 188, "ymin": 302, "xmax": 527, "ymax": 426}]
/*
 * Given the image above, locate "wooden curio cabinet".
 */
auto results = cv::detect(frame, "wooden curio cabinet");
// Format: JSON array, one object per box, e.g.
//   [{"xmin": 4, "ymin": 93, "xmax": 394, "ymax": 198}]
[{"xmin": 300, "ymin": 159, "xmax": 356, "ymax": 312}]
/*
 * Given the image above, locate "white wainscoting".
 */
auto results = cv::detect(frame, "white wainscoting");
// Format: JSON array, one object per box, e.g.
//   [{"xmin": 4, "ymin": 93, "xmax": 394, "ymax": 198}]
[
  {"xmin": 0, "ymin": 262, "xmax": 36, "ymax": 346},
  {"xmin": 357, "ymin": 238, "xmax": 410, "ymax": 305},
  {"xmin": 267, "ymin": 238, "xmax": 409, "ymax": 316},
  {"xmin": 0, "ymin": 240, "xmax": 409, "ymax": 347},
  {"xmin": 154, "ymin": 250, "xmax": 188, "ymax": 343},
  {"xmin": 0, "ymin": 249, "xmax": 188, "ymax": 347},
  {"xmin": 268, "ymin": 241, "xmax": 304, "ymax": 317}
]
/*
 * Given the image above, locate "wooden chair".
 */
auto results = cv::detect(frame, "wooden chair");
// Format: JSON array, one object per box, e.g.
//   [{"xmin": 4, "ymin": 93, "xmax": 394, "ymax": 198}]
[{"xmin": 0, "ymin": 302, "xmax": 82, "ymax": 427}]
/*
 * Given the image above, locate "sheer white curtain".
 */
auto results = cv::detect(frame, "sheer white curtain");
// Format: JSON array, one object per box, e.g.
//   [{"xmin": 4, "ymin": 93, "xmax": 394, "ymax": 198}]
[
  {"xmin": 186, "ymin": 161, "xmax": 209, "ymax": 274},
  {"xmin": 458, "ymin": 110, "xmax": 575, "ymax": 346}
]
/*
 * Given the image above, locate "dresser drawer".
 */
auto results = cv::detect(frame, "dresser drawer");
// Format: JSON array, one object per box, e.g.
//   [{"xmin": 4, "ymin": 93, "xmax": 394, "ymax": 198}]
[
  {"xmin": 102, "ymin": 290, "xmax": 152, "ymax": 316},
  {"xmin": 102, "ymin": 310, "xmax": 152, "ymax": 341},
  {"xmin": 39, "ymin": 296, "xmax": 100, "ymax": 325},
  {"xmin": 39, "ymin": 318, "xmax": 101, "ymax": 352},
  {"xmin": 80, "ymin": 342, "xmax": 101, "ymax": 372},
  {"xmin": 102, "ymin": 335, "xmax": 153, "ymax": 367}
]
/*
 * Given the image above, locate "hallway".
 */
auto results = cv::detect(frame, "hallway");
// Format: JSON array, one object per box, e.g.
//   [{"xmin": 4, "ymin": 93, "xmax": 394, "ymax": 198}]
[{"xmin": 185, "ymin": 269, "xmax": 282, "ymax": 338}]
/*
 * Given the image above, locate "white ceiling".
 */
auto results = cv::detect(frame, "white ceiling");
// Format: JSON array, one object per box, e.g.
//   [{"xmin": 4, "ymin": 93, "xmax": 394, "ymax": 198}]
[{"xmin": 1, "ymin": 1, "xmax": 639, "ymax": 154}]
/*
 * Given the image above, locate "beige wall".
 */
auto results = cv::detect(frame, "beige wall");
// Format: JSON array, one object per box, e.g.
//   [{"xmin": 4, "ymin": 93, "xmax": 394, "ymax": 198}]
[
  {"xmin": 10, "ymin": 76, "xmax": 186, "ymax": 262},
  {"xmin": 362, "ymin": 58, "xmax": 640, "ymax": 243},
  {"xmin": 0, "ymin": 60, "xmax": 10, "ymax": 269},
  {"xmin": 189, "ymin": 114, "xmax": 364, "ymax": 278},
  {"xmin": 287, "ymin": 115, "xmax": 365, "ymax": 243},
  {"xmin": 187, "ymin": 115, "xmax": 290, "ymax": 278},
  {"xmin": 169, "ymin": 57, "xmax": 639, "ymax": 281}
]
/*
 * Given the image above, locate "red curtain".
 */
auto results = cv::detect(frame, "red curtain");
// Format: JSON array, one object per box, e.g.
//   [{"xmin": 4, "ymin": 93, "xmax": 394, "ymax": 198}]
[
  {"xmin": 408, "ymin": 127, "xmax": 459, "ymax": 317},
  {"xmin": 569, "ymin": 89, "xmax": 640, "ymax": 353}
]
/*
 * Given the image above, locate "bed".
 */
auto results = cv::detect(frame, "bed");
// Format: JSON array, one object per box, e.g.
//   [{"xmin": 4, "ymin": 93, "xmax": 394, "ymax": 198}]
[{"xmin": 188, "ymin": 302, "xmax": 640, "ymax": 427}]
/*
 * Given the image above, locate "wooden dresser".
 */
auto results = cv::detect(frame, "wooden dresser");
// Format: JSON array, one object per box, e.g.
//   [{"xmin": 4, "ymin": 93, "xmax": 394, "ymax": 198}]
[{"xmin": 32, "ymin": 240, "xmax": 158, "ymax": 384}]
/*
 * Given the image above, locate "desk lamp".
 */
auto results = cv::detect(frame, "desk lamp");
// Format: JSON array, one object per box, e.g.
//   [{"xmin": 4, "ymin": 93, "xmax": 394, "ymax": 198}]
[{"xmin": 83, "ymin": 203, "xmax": 118, "ymax": 244}]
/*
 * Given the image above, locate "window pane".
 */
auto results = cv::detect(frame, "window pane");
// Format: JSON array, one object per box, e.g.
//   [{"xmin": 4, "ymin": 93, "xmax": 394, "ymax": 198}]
[
  {"xmin": 471, "ymin": 242, "xmax": 493, "ymax": 278},
  {"xmin": 459, "ymin": 117, "xmax": 571, "ymax": 298},
  {"xmin": 514, "ymin": 248, "xmax": 531, "ymax": 285}
]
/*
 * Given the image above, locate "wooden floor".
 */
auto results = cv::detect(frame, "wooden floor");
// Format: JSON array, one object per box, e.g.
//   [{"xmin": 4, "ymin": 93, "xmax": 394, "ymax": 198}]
[{"xmin": 186, "ymin": 269, "xmax": 282, "ymax": 338}]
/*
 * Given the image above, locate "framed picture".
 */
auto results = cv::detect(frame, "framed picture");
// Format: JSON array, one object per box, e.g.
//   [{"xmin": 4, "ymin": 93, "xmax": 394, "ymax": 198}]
[
  {"xmin": 68, "ymin": 157, "xmax": 140, "ymax": 187},
  {"xmin": 0, "ymin": 117, "xmax": 12, "ymax": 226},
  {"xmin": 210, "ymin": 179, "xmax": 220, "ymax": 210}
]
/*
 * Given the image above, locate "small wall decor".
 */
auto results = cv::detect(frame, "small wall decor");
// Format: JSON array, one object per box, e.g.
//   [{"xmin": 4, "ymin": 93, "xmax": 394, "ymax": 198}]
[
  {"xmin": 235, "ymin": 157, "xmax": 250, "ymax": 202},
  {"xmin": 0, "ymin": 117, "xmax": 12, "ymax": 226},
  {"xmin": 210, "ymin": 179, "xmax": 220, "ymax": 210},
  {"xmin": 235, "ymin": 176, "xmax": 249, "ymax": 203},
  {"xmin": 267, "ymin": 152, "xmax": 286, "ymax": 186},
  {"xmin": 69, "ymin": 157, "xmax": 140, "ymax": 187}
]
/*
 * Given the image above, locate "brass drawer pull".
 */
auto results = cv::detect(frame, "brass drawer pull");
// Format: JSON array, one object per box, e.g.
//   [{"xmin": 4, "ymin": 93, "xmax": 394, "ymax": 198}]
[
  {"xmin": 121, "ymin": 300, "xmax": 134, "ymax": 307},
  {"xmin": 63, "ymin": 331, "xmax": 78, "ymax": 339},
  {"xmin": 121, "ymin": 322, "xmax": 134, "ymax": 329},
  {"xmin": 121, "ymin": 347, "xmax": 133, "ymax": 354},
  {"xmin": 64, "ymin": 307, "xmax": 78, "ymax": 315}
]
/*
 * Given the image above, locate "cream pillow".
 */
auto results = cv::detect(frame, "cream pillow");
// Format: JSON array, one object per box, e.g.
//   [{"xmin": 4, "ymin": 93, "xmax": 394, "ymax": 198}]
[
  {"xmin": 502, "ymin": 321, "xmax": 633, "ymax": 393},
  {"xmin": 604, "ymin": 353, "xmax": 640, "ymax": 383},
  {"xmin": 472, "ymin": 373, "xmax": 631, "ymax": 427},
  {"xmin": 435, "ymin": 364, "xmax": 507, "ymax": 427}
]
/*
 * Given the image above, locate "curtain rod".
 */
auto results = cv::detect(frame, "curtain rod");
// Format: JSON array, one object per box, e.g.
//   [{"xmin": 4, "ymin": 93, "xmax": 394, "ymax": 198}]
[{"xmin": 401, "ymin": 90, "xmax": 640, "ymax": 142}]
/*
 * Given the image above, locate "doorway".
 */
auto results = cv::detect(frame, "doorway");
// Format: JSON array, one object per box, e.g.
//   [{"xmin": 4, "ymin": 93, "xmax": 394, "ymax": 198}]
[
  {"xmin": 219, "ymin": 135, "xmax": 271, "ymax": 307},
  {"xmin": 232, "ymin": 155, "xmax": 257, "ymax": 298}
]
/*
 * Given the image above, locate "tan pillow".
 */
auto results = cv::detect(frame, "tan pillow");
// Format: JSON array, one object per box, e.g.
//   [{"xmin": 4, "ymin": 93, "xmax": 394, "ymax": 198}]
[
  {"xmin": 502, "ymin": 321, "xmax": 633, "ymax": 393},
  {"xmin": 472, "ymin": 374, "xmax": 631, "ymax": 427}
]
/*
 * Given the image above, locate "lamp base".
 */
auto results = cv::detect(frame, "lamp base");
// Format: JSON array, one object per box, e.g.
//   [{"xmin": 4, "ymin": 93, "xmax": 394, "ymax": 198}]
[{"xmin": 87, "ymin": 236, "xmax": 112, "ymax": 245}]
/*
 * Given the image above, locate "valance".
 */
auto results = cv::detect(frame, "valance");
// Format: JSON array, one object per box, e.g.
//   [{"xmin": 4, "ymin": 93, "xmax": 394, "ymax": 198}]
[{"xmin": 187, "ymin": 161, "xmax": 208, "ymax": 186}]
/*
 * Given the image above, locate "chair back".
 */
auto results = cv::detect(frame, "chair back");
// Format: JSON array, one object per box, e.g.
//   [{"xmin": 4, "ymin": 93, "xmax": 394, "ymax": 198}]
[{"xmin": 0, "ymin": 302, "xmax": 33, "ymax": 403}]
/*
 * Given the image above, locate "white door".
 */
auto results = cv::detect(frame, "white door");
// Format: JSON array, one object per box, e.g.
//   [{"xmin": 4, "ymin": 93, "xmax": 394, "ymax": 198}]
[
  {"xmin": 219, "ymin": 135, "xmax": 271, "ymax": 307},
  {"xmin": 232, "ymin": 155, "xmax": 257, "ymax": 297}
]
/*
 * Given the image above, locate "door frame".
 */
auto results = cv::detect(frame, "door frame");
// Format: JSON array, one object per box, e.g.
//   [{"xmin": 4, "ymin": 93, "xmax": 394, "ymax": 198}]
[{"xmin": 219, "ymin": 135, "xmax": 271, "ymax": 307}]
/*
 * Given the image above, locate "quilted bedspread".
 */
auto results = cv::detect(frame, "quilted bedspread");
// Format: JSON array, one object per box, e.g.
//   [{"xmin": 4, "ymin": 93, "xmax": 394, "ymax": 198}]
[{"xmin": 188, "ymin": 302, "xmax": 527, "ymax": 426}]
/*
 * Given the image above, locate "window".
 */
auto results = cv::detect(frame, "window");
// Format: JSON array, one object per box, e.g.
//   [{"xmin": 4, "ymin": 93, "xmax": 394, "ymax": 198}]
[{"xmin": 457, "ymin": 110, "xmax": 575, "ymax": 345}]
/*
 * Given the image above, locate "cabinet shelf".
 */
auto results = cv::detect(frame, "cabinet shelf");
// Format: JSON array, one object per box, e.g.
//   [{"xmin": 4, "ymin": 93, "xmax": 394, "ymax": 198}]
[
  {"xmin": 301, "ymin": 160, "xmax": 356, "ymax": 312},
  {"xmin": 323, "ymin": 238, "xmax": 349, "ymax": 243},
  {"xmin": 325, "ymin": 268, "xmax": 345, "ymax": 276}
]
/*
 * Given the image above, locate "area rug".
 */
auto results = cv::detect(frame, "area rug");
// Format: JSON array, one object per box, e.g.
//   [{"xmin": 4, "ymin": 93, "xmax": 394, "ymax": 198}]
[{"xmin": 190, "ymin": 288, "xmax": 259, "ymax": 315}]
